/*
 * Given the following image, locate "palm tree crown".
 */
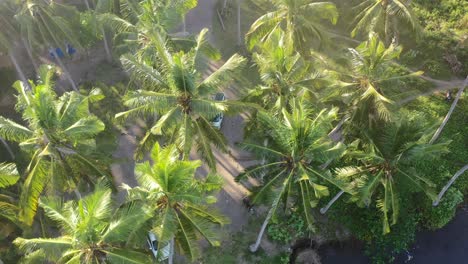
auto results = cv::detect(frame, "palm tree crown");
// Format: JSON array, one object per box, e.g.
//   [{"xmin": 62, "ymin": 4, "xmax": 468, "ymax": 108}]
[
  {"xmin": 14, "ymin": 185, "xmax": 153, "ymax": 263},
  {"xmin": 15, "ymin": 0, "xmax": 81, "ymax": 50},
  {"xmin": 351, "ymin": 0, "xmax": 420, "ymax": 44},
  {"xmin": 332, "ymin": 33, "xmax": 422, "ymax": 132},
  {"xmin": 116, "ymin": 28, "xmax": 249, "ymax": 168},
  {"xmin": 240, "ymin": 100, "xmax": 347, "ymax": 230},
  {"xmin": 340, "ymin": 116, "xmax": 450, "ymax": 233},
  {"xmin": 244, "ymin": 29, "xmax": 327, "ymax": 115},
  {"xmin": 123, "ymin": 143, "xmax": 229, "ymax": 261},
  {"xmin": 246, "ymin": 0, "xmax": 339, "ymax": 52},
  {"xmin": 0, "ymin": 66, "xmax": 107, "ymax": 225}
]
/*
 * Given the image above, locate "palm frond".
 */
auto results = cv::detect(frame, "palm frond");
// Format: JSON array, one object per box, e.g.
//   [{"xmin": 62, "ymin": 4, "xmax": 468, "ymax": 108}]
[
  {"xmin": 97, "ymin": 13, "xmax": 137, "ymax": 33},
  {"xmin": 175, "ymin": 211, "xmax": 200, "ymax": 260},
  {"xmin": 63, "ymin": 116, "xmax": 105, "ymax": 140},
  {"xmin": 0, "ymin": 163, "xmax": 19, "ymax": 188},
  {"xmin": 357, "ymin": 169, "xmax": 383, "ymax": 206},
  {"xmin": 39, "ymin": 197, "xmax": 75, "ymax": 235},
  {"xmin": 192, "ymin": 28, "xmax": 221, "ymax": 71},
  {"xmin": 13, "ymin": 237, "xmax": 72, "ymax": 261},
  {"xmin": 101, "ymin": 203, "xmax": 152, "ymax": 244},
  {"xmin": 0, "ymin": 116, "xmax": 33, "ymax": 142},
  {"xmin": 152, "ymin": 207, "xmax": 178, "ymax": 243},
  {"xmin": 252, "ymin": 168, "xmax": 287, "ymax": 204},
  {"xmin": 103, "ymin": 248, "xmax": 153, "ymax": 264},
  {"xmin": 0, "ymin": 200, "xmax": 19, "ymax": 223},
  {"xmin": 299, "ymin": 180, "xmax": 316, "ymax": 231},
  {"xmin": 121, "ymin": 54, "xmax": 169, "ymax": 90},
  {"xmin": 191, "ymin": 124, "xmax": 215, "ymax": 169},
  {"xmin": 19, "ymin": 153, "xmax": 49, "ymax": 226},
  {"xmin": 246, "ymin": 10, "xmax": 286, "ymax": 50},
  {"xmin": 197, "ymin": 54, "xmax": 246, "ymax": 96},
  {"xmin": 178, "ymin": 207, "xmax": 224, "ymax": 246}
]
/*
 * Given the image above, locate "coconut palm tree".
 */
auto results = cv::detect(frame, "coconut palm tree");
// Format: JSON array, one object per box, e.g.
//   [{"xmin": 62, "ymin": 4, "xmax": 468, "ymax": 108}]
[
  {"xmin": 15, "ymin": 0, "xmax": 82, "ymax": 90},
  {"xmin": 351, "ymin": 0, "xmax": 420, "ymax": 45},
  {"xmin": 0, "ymin": 66, "xmax": 108, "ymax": 225},
  {"xmin": 238, "ymin": 100, "xmax": 348, "ymax": 252},
  {"xmin": 116, "ymin": 28, "xmax": 249, "ymax": 168},
  {"xmin": 339, "ymin": 116, "xmax": 450, "ymax": 234},
  {"xmin": 244, "ymin": 28, "xmax": 328, "ymax": 115},
  {"xmin": 246, "ymin": 0, "xmax": 339, "ymax": 52},
  {"xmin": 98, "ymin": 0, "xmax": 197, "ymax": 56},
  {"xmin": 80, "ymin": 0, "xmax": 117, "ymax": 62},
  {"xmin": 330, "ymin": 33, "xmax": 422, "ymax": 134},
  {"xmin": 122, "ymin": 143, "xmax": 229, "ymax": 263},
  {"xmin": 13, "ymin": 184, "xmax": 153, "ymax": 263}
]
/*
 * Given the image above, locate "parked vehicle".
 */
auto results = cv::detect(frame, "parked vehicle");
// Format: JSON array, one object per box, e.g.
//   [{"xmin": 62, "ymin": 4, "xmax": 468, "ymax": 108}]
[
  {"xmin": 147, "ymin": 232, "xmax": 170, "ymax": 261},
  {"xmin": 212, "ymin": 92, "xmax": 225, "ymax": 129}
]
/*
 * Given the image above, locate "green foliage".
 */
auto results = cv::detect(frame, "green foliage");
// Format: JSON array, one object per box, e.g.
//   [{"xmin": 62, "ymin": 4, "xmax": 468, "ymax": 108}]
[
  {"xmin": 241, "ymin": 101, "xmax": 347, "ymax": 233},
  {"xmin": 422, "ymin": 188, "xmax": 463, "ymax": 230},
  {"xmin": 329, "ymin": 199, "xmax": 420, "ymax": 264},
  {"xmin": 364, "ymin": 211, "xmax": 420, "ymax": 264},
  {"xmin": 267, "ymin": 211, "xmax": 306, "ymax": 243},
  {"xmin": 246, "ymin": 0, "xmax": 338, "ymax": 52},
  {"xmin": 401, "ymin": 31, "xmax": 467, "ymax": 78},
  {"xmin": 1, "ymin": 0, "xmax": 467, "ymax": 262},
  {"xmin": 351, "ymin": 0, "xmax": 421, "ymax": 42},
  {"xmin": 401, "ymin": 0, "xmax": 468, "ymax": 78},
  {"xmin": 0, "ymin": 66, "xmax": 109, "ymax": 225},
  {"xmin": 13, "ymin": 184, "xmax": 154, "ymax": 263},
  {"xmin": 78, "ymin": 11, "xmax": 102, "ymax": 49},
  {"xmin": 124, "ymin": 143, "xmax": 229, "ymax": 261},
  {"xmin": 116, "ymin": 28, "xmax": 248, "ymax": 169},
  {"xmin": 405, "ymin": 94, "xmax": 468, "ymax": 194},
  {"xmin": 413, "ymin": 0, "xmax": 468, "ymax": 32}
]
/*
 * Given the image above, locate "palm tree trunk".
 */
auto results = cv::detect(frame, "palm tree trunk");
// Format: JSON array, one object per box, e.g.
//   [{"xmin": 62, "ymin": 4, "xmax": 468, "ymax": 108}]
[
  {"xmin": 101, "ymin": 27, "xmax": 113, "ymax": 62},
  {"xmin": 392, "ymin": 17, "xmax": 399, "ymax": 45},
  {"xmin": 8, "ymin": 51, "xmax": 30, "ymax": 89},
  {"xmin": 73, "ymin": 189, "xmax": 82, "ymax": 199},
  {"xmin": 328, "ymin": 116, "xmax": 347, "ymax": 141},
  {"xmin": 383, "ymin": 4, "xmax": 391, "ymax": 45},
  {"xmin": 237, "ymin": 0, "xmax": 242, "ymax": 46},
  {"xmin": 113, "ymin": 0, "xmax": 121, "ymax": 16},
  {"xmin": 0, "ymin": 137, "xmax": 15, "ymax": 160},
  {"xmin": 260, "ymin": 138, "xmax": 268, "ymax": 181},
  {"xmin": 429, "ymin": 76, "xmax": 468, "ymax": 144},
  {"xmin": 22, "ymin": 38, "xmax": 38, "ymax": 72},
  {"xmin": 168, "ymin": 237, "xmax": 175, "ymax": 264},
  {"xmin": 320, "ymin": 190, "xmax": 344, "ymax": 214},
  {"xmin": 183, "ymin": 15, "xmax": 187, "ymax": 33},
  {"xmin": 433, "ymin": 164, "xmax": 468, "ymax": 206},
  {"xmin": 249, "ymin": 205, "xmax": 273, "ymax": 252},
  {"xmin": 83, "ymin": 0, "xmax": 112, "ymax": 62},
  {"xmin": 49, "ymin": 47, "xmax": 78, "ymax": 91},
  {"xmin": 83, "ymin": 0, "xmax": 90, "ymax": 9}
]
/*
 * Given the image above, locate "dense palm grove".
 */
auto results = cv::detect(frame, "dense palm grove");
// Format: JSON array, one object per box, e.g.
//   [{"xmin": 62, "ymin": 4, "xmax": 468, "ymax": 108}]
[{"xmin": 0, "ymin": 0, "xmax": 467, "ymax": 263}]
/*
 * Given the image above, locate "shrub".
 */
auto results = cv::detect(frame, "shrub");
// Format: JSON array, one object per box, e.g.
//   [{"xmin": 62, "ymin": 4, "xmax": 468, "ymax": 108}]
[
  {"xmin": 422, "ymin": 188, "xmax": 464, "ymax": 230},
  {"xmin": 268, "ymin": 211, "xmax": 306, "ymax": 244},
  {"xmin": 328, "ymin": 198, "xmax": 420, "ymax": 264},
  {"xmin": 364, "ymin": 212, "xmax": 420, "ymax": 264}
]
